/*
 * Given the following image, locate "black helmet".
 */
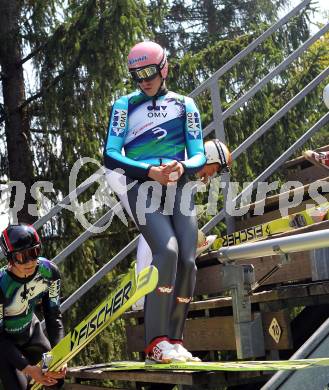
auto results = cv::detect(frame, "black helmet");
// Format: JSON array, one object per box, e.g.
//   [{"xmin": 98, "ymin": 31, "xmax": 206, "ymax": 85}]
[{"xmin": 0, "ymin": 224, "xmax": 41, "ymax": 261}]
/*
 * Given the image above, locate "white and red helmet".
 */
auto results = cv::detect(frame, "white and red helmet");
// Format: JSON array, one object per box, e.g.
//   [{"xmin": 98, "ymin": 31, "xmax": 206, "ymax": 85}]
[
  {"xmin": 127, "ymin": 41, "xmax": 168, "ymax": 80},
  {"xmin": 205, "ymin": 139, "xmax": 232, "ymax": 170}
]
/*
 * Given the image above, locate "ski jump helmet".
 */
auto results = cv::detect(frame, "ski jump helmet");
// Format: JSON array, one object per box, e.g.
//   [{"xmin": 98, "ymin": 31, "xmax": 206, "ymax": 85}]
[
  {"xmin": 205, "ymin": 139, "xmax": 232, "ymax": 170},
  {"xmin": 127, "ymin": 41, "xmax": 168, "ymax": 81},
  {"xmin": 0, "ymin": 224, "xmax": 41, "ymax": 263}
]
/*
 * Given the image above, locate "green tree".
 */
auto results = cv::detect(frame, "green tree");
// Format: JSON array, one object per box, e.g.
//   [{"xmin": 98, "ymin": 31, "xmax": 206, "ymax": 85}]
[
  {"xmin": 0, "ymin": 0, "xmax": 36, "ymax": 223},
  {"xmin": 164, "ymin": 3, "xmax": 323, "ymax": 188},
  {"xmin": 0, "ymin": 0, "xmax": 164, "ymax": 366},
  {"xmin": 153, "ymin": 0, "xmax": 289, "ymax": 56}
]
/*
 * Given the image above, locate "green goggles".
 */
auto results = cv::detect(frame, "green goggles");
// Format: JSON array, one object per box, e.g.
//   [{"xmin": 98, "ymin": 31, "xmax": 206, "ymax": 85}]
[{"xmin": 130, "ymin": 65, "xmax": 159, "ymax": 82}]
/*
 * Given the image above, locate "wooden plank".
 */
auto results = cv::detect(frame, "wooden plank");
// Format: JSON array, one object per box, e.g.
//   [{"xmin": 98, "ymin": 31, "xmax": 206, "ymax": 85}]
[
  {"xmin": 184, "ymin": 317, "xmax": 237, "ymax": 351},
  {"xmin": 125, "ymin": 321, "xmax": 145, "ymax": 352},
  {"xmin": 196, "ymin": 251, "xmax": 312, "ymax": 296},
  {"xmin": 250, "ymin": 286, "xmax": 306, "ymax": 303},
  {"xmin": 126, "ymin": 317, "xmax": 236, "ymax": 352},
  {"xmin": 66, "ymin": 368, "xmax": 212, "ymax": 386},
  {"xmin": 240, "ymin": 251, "xmax": 312, "ymax": 284},
  {"xmin": 125, "ymin": 267, "xmax": 329, "ymax": 324},
  {"xmin": 195, "ymin": 280, "xmax": 329, "ymax": 308},
  {"xmin": 237, "ymin": 251, "xmax": 312, "ymax": 285},
  {"xmin": 67, "ymin": 366, "xmax": 267, "ymax": 387},
  {"xmin": 266, "ymin": 284, "xmax": 309, "ymax": 301},
  {"xmin": 195, "ymin": 264, "xmax": 225, "ymax": 295},
  {"xmin": 125, "ymin": 280, "xmax": 322, "ymax": 320},
  {"xmin": 124, "ymin": 255, "xmax": 318, "ymax": 321},
  {"xmin": 65, "ymin": 384, "xmax": 124, "ymax": 390},
  {"xmin": 126, "ymin": 251, "xmax": 286, "ymax": 311},
  {"xmin": 308, "ymin": 282, "xmax": 329, "ymax": 296},
  {"xmin": 285, "ymin": 165, "xmax": 329, "ymax": 185},
  {"xmin": 126, "ymin": 315, "xmax": 292, "ymax": 353}
]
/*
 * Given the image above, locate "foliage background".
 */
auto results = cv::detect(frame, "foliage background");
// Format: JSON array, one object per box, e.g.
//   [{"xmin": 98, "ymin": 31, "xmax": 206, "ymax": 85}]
[{"xmin": 0, "ymin": 2, "xmax": 328, "ymax": 388}]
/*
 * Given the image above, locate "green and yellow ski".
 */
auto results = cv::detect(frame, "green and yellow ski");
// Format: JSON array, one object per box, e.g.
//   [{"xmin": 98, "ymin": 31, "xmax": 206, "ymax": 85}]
[
  {"xmin": 214, "ymin": 202, "xmax": 329, "ymax": 249},
  {"xmin": 77, "ymin": 358, "xmax": 329, "ymax": 372},
  {"xmin": 31, "ymin": 265, "xmax": 158, "ymax": 390}
]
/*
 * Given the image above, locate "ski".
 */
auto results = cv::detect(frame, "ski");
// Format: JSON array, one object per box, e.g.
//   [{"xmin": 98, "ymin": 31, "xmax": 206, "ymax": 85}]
[
  {"xmin": 78, "ymin": 358, "xmax": 329, "ymax": 372},
  {"xmin": 214, "ymin": 202, "xmax": 329, "ymax": 249},
  {"xmin": 31, "ymin": 264, "xmax": 158, "ymax": 390}
]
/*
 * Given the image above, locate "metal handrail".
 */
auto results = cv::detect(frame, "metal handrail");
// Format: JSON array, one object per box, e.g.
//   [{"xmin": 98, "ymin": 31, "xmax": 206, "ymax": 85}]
[
  {"xmin": 0, "ymin": 170, "xmax": 104, "ymax": 261},
  {"xmin": 232, "ymin": 66, "xmax": 329, "ymax": 160},
  {"xmin": 52, "ymin": 200, "xmax": 122, "ymax": 265},
  {"xmin": 34, "ymin": 168, "xmax": 104, "ymax": 230},
  {"xmin": 60, "ymin": 235, "xmax": 140, "ymax": 313},
  {"xmin": 217, "ymin": 229, "xmax": 329, "ymax": 262},
  {"xmin": 223, "ymin": 23, "xmax": 329, "ymax": 121},
  {"xmin": 202, "ymin": 111, "xmax": 329, "ymax": 233},
  {"xmin": 189, "ymin": 0, "xmax": 311, "ymax": 98}
]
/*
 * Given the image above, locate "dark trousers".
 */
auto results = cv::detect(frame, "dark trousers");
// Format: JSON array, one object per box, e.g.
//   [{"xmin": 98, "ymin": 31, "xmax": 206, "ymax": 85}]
[{"xmin": 0, "ymin": 320, "xmax": 63, "ymax": 390}]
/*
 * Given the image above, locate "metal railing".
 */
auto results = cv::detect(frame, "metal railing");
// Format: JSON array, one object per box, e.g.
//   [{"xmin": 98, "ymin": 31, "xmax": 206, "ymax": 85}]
[
  {"xmin": 17, "ymin": 0, "xmax": 329, "ymax": 313},
  {"xmin": 203, "ymin": 110, "xmax": 329, "ymax": 233}
]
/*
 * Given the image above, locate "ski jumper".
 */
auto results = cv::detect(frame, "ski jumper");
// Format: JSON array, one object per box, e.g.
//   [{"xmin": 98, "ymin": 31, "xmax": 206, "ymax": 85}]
[
  {"xmin": 104, "ymin": 89, "xmax": 206, "ymax": 344},
  {"xmin": 0, "ymin": 258, "xmax": 64, "ymax": 390}
]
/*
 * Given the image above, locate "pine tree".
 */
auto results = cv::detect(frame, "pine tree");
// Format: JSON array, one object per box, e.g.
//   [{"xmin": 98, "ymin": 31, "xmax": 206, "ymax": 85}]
[
  {"xmin": 0, "ymin": 0, "xmax": 163, "ymax": 365},
  {"xmin": 0, "ymin": 0, "xmax": 35, "ymax": 223},
  {"xmin": 153, "ymin": 0, "xmax": 288, "ymax": 56}
]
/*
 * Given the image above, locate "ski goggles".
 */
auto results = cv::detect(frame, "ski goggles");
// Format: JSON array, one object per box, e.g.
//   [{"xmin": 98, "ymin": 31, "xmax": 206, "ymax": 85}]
[
  {"xmin": 11, "ymin": 246, "xmax": 40, "ymax": 264},
  {"xmin": 130, "ymin": 65, "xmax": 159, "ymax": 82}
]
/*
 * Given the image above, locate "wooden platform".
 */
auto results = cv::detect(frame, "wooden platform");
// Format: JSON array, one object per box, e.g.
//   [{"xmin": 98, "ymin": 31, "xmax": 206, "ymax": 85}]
[
  {"xmin": 65, "ymin": 279, "xmax": 329, "ymax": 388},
  {"xmin": 66, "ymin": 363, "xmax": 270, "ymax": 389},
  {"xmin": 125, "ymin": 280, "xmax": 329, "ymax": 353}
]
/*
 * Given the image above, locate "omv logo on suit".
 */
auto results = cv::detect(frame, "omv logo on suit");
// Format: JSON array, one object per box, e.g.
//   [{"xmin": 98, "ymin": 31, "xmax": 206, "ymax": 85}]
[
  {"xmin": 111, "ymin": 109, "xmax": 128, "ymax": 137},
  {"xmin": 186, "ymin": 111, "xmax": 201, "ymax": 139}
]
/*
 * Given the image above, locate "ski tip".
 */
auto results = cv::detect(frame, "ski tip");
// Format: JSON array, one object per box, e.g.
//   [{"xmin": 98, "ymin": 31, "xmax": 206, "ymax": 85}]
[
  {"xmin": 137, "ymin": 265, "xmax": 159, "ymax": 291},
  {"xmin": 213, "ymin": 237, "xmax": 224, "ymax": 250},
  {"xmin": 196, "ymin": 234, "xmax": 217, "ymax": 256}
]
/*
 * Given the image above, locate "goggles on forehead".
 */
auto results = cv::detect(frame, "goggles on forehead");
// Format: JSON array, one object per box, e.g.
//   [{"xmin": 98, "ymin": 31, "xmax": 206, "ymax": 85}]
[
  {"xmin": 130, "ymin": 65, "xmax": 159, "ymax": 82},
  {"xmin": 11, "ymin": 246, "xmax": 40, "ymax": 264}
]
